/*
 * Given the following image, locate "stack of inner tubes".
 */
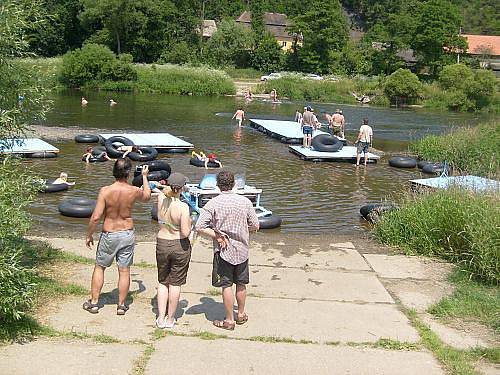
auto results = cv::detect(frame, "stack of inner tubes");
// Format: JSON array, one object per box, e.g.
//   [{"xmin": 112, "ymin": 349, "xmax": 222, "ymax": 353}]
[
  {"xmin": 128, "ymin": 147, "xmax": 158, "ymax": 162},
  {"xmin": 58, "ymin": 198, "xmax": 96, "ymax": 218},
  {"xmin": 26, "ymin": 152, "xmax": 57, "ymax": 159},
  {"xmin": 75, "ymin": 134, "xmax": 100, "ymax": 143},
  {"xmin": 360, "ymin": 203, "xmax": 397, "ymax": 223},
  {"xmin": 104, "ymin": 136, "xmax": 134, "ymax": 158},
  {"xmin": 132, "ymin": 160, "xmax": 171, "ymax": 187},
  {"xmin": 40, "ymin": 179, "xmax": 68, "ymax": 193},
  {"xmin": 189, "ymin": 158, "xmax": 221, "ymax": 168},
  {"xmin": 388, "ymin": 156, "xmax": 417, "ymax": 168},
  {"xmin": 311, "ymin": 134, "xmax": 344, "ymax": 152},
  {"xmin": 417, "ymin": 160, "xmax": 431, "ymax": 169}
]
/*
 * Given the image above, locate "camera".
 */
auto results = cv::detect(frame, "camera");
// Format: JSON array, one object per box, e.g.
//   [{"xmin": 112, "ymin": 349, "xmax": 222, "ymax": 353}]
[{"xmin": 135, "ymin": 165, "xmax": 144, "ymax": 173}]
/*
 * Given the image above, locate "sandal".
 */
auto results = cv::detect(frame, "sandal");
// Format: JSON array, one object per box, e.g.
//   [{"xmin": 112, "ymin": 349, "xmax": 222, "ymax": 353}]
[
  {"xmin": 116, "ymin": 305, "xmax": 129, "ymax": 316},
  {"xmin": 82, "ymin": 300, "xmax": 99, "ymax": 314},
  {"xmin": 213, "ymin": 319, "xmax": 235, "ymax": 331},
  {"xmin": 236, "ymin": 313, "xmax": 248, "ymax": 325}
]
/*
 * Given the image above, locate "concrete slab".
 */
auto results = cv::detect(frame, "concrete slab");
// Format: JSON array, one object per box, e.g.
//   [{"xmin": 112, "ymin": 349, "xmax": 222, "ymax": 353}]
[
  {"xmin": 363, "ymin": 254, "xmax": 452, "ymax": 280},
  {"xmin": 40, "ymin": 296, "xmax": 156, "ymax": 342},
  {"xmin": 421, "ymin": 315, "xmax": 489, "ymax": 350},
  {"xmin": 146, "ymin": 336, "xmax": 443, "ymax": 375},
  {"xmin": 172, "ymin": 294, "xmax": 420, "ymax": 343},
  {"xmin": 0, "ymin": 338, "xmax": 142, "ymax": 375},
  {"xmin": 330, "ymin": 241, "xmax": 356, "ymax": 249},
  {"xmin": 68, "ymin": 262, "xmax": 394, "ymax": 303}
]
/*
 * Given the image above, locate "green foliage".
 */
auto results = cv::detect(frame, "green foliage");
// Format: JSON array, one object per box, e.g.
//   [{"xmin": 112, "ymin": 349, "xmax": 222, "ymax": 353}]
[
  {"xmin": 438, "ymin": 64, "xmax": 474, "ymax": 91},
  {"xmin": 204, "ymin": 20, "xmax": 253, "ymax": 68},
  {"xmin": 159, "ymin": 41, "xmax": 195, "ymax": 65},
  {"xmin": 374, "ymin": 188, "xmax": 500, "ymax": 284},
  {"xmin": 329, "ymin": 42, "xmax": 373, "ymax": 76},
  {"xmin": 452, "ymin": 0, "xmax": 500, "ymax": 34},
  {"xmin": 383, "ymin": 68, "xmax": 423, "ymax": 104},
  {"xmin": 250, "ymin": 33, "xmax": 284, "ymax": 73},
  {"xmin": 410, "ymin": 122, "xmax": 499, "ymax": 177},
  {"xmin": 60, "ymin": 43, "xmax": 137, "ymax": 87}
]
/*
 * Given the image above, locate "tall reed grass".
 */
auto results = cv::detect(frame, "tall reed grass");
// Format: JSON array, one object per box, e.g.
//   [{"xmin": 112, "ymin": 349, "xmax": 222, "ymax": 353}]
[
  {"xmin": 374, "ymin": 189, "xmax": 499, "ymax": 284},
  {"xmin": 411, "ymin": 122, "xmax": 499, "ymax": 178}
]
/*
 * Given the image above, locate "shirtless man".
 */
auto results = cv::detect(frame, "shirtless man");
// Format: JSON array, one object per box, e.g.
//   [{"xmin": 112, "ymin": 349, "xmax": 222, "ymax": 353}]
[
  {"xmin": 355, "ymin": 118, "xmax": 373, "ymax": 167},
  {"xmin": 83, "ymin": 159, "xmax": 151, "ymax": 315},
  {"xmin": 232, "ymin": 108, "xmax": 245, "ymax": 127},
  {"xmin": 330, "ymin": 109, "xmax": 345, "ymax": 138}
]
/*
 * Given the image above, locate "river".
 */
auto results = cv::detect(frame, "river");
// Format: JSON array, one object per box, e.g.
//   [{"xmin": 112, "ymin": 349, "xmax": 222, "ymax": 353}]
[{"xmin": 28, "ymin": 90, "xmax": 487, "ymax": 237}]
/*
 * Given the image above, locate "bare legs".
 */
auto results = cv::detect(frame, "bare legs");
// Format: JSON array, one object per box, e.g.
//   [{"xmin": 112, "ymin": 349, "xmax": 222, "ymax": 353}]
[
  {"xmin": 221, "ymin": 284, "xmax": 247, "ymax": 323},
  {"xmin": 89, "ymin": 265, "xmax": 130, "ymax": 306},
  {"xmin": 156, "ymin": 284, "xmax": 181, "ymax": 326},
  {"xmin": 235, "ymin": 284, "xmax": 246, "ymax": 320}
]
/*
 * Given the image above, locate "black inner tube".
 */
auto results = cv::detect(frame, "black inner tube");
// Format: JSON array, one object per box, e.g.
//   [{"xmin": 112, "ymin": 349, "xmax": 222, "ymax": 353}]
[
  {"xmin": 58, "ymin": 198, "xmax": 96, "ymax": 218},
  {"xmin": 41, "ymin": 179, "xmax": 68, "ymax": 193},
  {"xmin": 133, "ymin": 160, "xmax": 171, "ymax": 176},
  {"xmin": 388, "ymin": 156, "xmax": 417, "ymax": 168},
  {"xmin": 128, "ymin": 147, "xmax": 158, "ymax": 162},
  {"xmin": 311, "ymin": 134, "xmax": 344, "ymax": 152},
  {"xmin": 104, "ymin": 136, "xmax": 134, "ymax": 158},
  {"xmin": 132, "ymin": 170, "xmax": 171, "ymax": 187},
  {"xmin": 75, "ymin": 134, "xmax": 99, "ymax": 143},
  {"xmin": 258, "ymin": 215, "xmax": 282, "ymax": 229},
  {"xmin": 189, "ymin": 157, "xmax": 221, "ymax": 168},
  {"xmin": 27, "ymin": 152, "xmax": 58, "ymax": 159}
]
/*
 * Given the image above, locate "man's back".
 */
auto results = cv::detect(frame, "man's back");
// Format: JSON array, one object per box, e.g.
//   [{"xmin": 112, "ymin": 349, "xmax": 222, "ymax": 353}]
[
  {"xmin": 332, "ymin": 113, "xmax": 343, "ymax": 124},
  {"xmin": 101, "ymin": 182, "xmax": 141, "ymax": 232},
  {"xmin": 359, "ymin": 124, "xmax": 373, "ymax": 142},
  {"xmin": 302, "ymin": 111, "xmax": 314, "ymax": 126}
]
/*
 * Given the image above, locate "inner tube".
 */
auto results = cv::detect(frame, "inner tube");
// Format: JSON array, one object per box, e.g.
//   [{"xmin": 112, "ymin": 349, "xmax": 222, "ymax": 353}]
[
  {"xmin": 58, "ymin": 198, "xmax": 96, "ymax": 218},
  {"xmin": 422, "ymin": 162, "xmax": 449, "ymax": 175},
  {"xmin": 26, "ymin": 152, "xmax": 57, "ymax": 159},
  {"xmin": 133, "ymin": 160, "xmax": 171, "ymax": 176},
  {"xmin": 128, "ymin": 147, "xmax": 158, "ymax": 162},
  {"xmin": 388, "ymin": 156, "xmax": 417, "ymax": 168},
  {"xmin": 189, "ymin": 157, "xmax": 221, "ymax": 168},
  {"xmin": 157, "ymin": 148, "xmax": 189, "ymax": 154},
  {"xmin": 258, "ymin": 215, "xmax": 282, "ymax": 229},
  {"xmin": 75, "ymin": 134, "xmax": 99, "ymax": 143},
  {"xmin": 311, "ymin": 134, "xmax": 344, "ymax": 152},
  {"xmin": 104, "ymin": 136, "xmax": 134, "ymax": 158},
  {"xmin": 417, "ymin": 160, "xmax": 431, "ymax": 169},
  {"xmin": 41, "ymin": 179, "xmax": 68, "ymax": 193},
  {"xmin": 360, "ymin": 203, "xmax": 397, "ymax": 223},
  {"xmin": 132, "ymin": 170, "xmax": 171, "ymax": 187},
  {"xmin": 92, "ymin": 146, "xmax": 107, "ymax": 156},
  {"xmin": 82, "ymin": 155, "xmax": 106, "ymax": 163}
]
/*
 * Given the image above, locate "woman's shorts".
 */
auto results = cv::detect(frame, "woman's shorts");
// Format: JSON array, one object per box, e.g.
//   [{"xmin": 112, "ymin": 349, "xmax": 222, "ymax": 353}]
[
  {"xmin": 156, "ymin": 237, "xmax": 192, "ymax": 286},
  {"xmin": 302, "ymin": 126, "xmax": 313, "ymax": 135}
]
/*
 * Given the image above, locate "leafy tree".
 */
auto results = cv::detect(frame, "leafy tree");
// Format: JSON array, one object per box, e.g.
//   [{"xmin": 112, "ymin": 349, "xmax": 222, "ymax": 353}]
[
  {"xmin": 438, "ymin": 64, "xmax": 474, "ymax": 91},
  {"xmin": 159, "ymin": 41, "xmax": 195, "ymax": 65},
  {"xmin": 288, "ymin": 0, "xmax": 348, "ymax": 73},
  {"xmin": 383, "ymin": 68, "xmax": 423, "ymax": 105},
  {"xmin": 250, "ymin": 32, "xmax": 284, "ymax": 73},
  {"xmin": 204, "ymin": 20, "xmax": 253, "ymax": 67},
  {"xmin": 249, "ymin": 0, "xmax": 266, "ymax": 36},
  {"xmin": 329, "ymin": 41, "xmax": 372, "ymax": 76},
  {"xmin": 466, "ymin": 69, "xmax": 497, "ymax": 110}
]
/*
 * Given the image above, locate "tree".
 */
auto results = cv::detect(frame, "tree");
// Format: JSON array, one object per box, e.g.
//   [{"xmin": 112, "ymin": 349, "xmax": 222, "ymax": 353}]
[
  {"xmin": 250, "ymin": 32, "xmax": 284, "ymax": 73},
  {"xmin": 383, "ymin": 68, "xmax": 423, "ymax": 105},
  {"xmin": 204, "ymin": 20, "xmax": 253, "ymax": 67},
  {"xmin": 438, "ymin": 64, "xmax": 474, "ymax": 91},
  {"xmin": 249, "ymin": 0, "xmax": 265, "ymax": 36},
  {"xmin": 288, "ymin": 0, "xmax": 348, "ymax": 73}
]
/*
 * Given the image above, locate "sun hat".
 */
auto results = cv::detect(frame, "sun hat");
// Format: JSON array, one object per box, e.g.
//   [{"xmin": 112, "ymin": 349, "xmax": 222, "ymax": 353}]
[{"xmin": 167, "ymin": 173, "xmax": 188, "ymax": 188}]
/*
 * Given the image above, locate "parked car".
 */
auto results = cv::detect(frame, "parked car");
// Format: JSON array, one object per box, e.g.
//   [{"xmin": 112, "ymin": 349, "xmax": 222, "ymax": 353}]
[
  {"xmin": 260, "ymin": 72, "xmax": 282, "ymax": 81},
  {"xmin": 304, "ymin": 73, "xmax": 323, "ymax": 81}
]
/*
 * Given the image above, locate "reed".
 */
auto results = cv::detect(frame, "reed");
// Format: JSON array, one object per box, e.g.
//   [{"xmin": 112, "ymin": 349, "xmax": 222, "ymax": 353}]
[{"xmin": 374, "ymin": 188, "xmax": 500, "ymax": 284}]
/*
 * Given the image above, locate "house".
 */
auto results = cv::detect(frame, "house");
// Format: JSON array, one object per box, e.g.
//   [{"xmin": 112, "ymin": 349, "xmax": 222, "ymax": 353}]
[
  {"xmin": 236, "ymin": 11, "xmax": 301, "ymax": 51},
  {"xmin": 462, "ymin": 34, "xmax": 500, "ymax": 76}
]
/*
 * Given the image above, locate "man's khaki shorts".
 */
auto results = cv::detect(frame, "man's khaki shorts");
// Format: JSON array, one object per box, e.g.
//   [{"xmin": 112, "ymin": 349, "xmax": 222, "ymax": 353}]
[{"xmin": 96, "ymin": 230, "xmax": 135, "ymax": 268}]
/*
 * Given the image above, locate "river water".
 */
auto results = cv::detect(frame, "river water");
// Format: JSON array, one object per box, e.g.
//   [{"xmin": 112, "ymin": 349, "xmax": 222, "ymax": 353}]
[{"xmin": 28, "ymin": 90, "xmax": 486, "ymax": 236}]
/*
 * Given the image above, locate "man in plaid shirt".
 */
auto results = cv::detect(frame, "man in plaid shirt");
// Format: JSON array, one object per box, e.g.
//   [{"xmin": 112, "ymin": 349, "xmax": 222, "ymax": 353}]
[{"xmin": 196, "ymin": 171, "xmax": 259, "ymax": 330}]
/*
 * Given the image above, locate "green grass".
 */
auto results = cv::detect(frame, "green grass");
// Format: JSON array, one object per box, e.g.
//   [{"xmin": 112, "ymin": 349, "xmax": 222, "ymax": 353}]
[
  {"xmin": 223, "ymin": 67, "xmax": 262, "ymax": 80},
  {"xmin": 374, "ymin": 188, "xmax": 500, "ymax": 284},
  {"xmin": 132, "ymin": 344, "xmax": 155, "ymax": 375},
  {"xmin": 429, "ymin": 269, "xmax": 500, "ymax": 333},
  {"xmin": 411, "ymin": 122, "xmax": 500, "ymax": 177}
]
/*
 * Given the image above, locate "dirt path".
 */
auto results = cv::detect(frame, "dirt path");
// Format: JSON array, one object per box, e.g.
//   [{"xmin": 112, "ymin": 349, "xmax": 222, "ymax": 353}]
[{"xmin": 1, "ymin": 236, "xmax": 496, "ymax": 374}]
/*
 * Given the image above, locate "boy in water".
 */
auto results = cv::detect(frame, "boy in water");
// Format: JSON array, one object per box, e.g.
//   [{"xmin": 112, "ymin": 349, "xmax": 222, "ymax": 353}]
[{"xmin": 232, "ymin": 108, "xmax": 245, "ymax": 127}]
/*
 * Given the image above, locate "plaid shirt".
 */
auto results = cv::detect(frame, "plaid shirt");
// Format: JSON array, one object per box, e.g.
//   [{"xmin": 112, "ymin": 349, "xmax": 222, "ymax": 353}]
[{"xmin": 196, "ymin": 191, "xmax": 259, "ymax": 265}]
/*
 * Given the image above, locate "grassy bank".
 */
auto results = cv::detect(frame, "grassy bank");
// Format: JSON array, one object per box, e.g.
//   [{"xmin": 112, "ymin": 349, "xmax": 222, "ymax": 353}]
[
  {"xmin": 374, "ymin": 189, "xmax": 499, "ymax": 284},
  {"xmin": 411, "ymin": 122, "xmax": 499, "ymax": 177}
]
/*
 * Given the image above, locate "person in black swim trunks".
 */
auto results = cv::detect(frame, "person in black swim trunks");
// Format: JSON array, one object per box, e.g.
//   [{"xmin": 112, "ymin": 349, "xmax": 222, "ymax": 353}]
[{"xmin": 301, "ymin": 106, "xmax": 315, "ymax": 148}]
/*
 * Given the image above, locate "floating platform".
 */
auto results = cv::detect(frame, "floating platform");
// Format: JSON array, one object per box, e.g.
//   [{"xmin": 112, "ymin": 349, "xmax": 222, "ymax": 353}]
[
  {"xmin": 0, "ymin": 138, "xmax": 59, "ymax": 154},
  {"xmin": 410, "ymin": 175, "xmax": 499, "ymax": 193},
  {"xmin": 289, "ymin": 145, "xmax": 380, "ymax": 163},
  {"xmin": 99, "ymin": 133, "xmax": 193, "ymax": 152},
  {"xmin": 249, "ymin": 119, "xmax": 345, "ymax": 144}
]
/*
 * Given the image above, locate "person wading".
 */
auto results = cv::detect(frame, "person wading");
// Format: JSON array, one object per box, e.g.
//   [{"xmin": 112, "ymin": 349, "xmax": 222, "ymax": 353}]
[
  {"xmin": 84, "ymin": 159, "xmax": 151, "ymax": 315},
  {"xmin": 196, "ymin": 171, "xmax": 259, "ymax": 330},
  {"xmin": 355, "ymin": 118, "xmax": 373, "ymax": 167},
  {"xmin": 301, "ymin": 106, "xmax": 315, "ymax": 148}
]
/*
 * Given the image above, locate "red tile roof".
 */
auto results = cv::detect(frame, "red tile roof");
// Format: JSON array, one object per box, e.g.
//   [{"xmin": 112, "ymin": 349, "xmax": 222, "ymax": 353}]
[{"xmin": 463, "ymin": 34, "xmax": 500, "ymax": 56}]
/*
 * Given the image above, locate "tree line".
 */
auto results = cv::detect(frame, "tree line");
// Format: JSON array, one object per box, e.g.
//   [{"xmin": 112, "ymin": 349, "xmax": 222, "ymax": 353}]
[{"xmin": 27, "ymin": 0, "xmax": 496, "ymax": 77}]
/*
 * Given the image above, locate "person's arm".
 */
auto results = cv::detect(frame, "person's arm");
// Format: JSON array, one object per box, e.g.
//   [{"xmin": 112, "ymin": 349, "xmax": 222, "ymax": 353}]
[
  {"xmin": 247, "ymin": 201, "xmax": 260, "ymax": 232},
  {"xmin": 85, "ymin": 153, "xmax": 91, "ymax": 163},
  {"xmin": 195, "ymin": 206, "xmax": 229, "ymax": 249},
  {"xmin": 179, "ymin": 204, "xmax": 192, "ymax": 239},
  {"xmin": 232, "ymin": 112, "xmax": 236, "ymax": 120},
  {"xmin": 136, "ymin": 165, "xmax": 151, "ymax": 202},
  {"xmin": 86, "ymin": 188, "xmax": 106, "ymax": 248},
  {"xmin": 355, "ymin": 130, "xmax": 362, "ymax": 143}
]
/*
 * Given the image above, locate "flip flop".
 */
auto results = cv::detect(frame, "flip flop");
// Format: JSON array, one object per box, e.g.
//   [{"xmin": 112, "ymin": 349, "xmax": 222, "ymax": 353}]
[
  {"xmin": 236, "ymin": 313, "xmax": 248, "ymax": 325},
  {"xmin": 82, "ymin": 300, "xmax": 99, "ymax": 314},
  {"xmin": 116, "ymin": 304, "xmax": 129, "ymax": 316},
  {"xmin": 213, "ymin": 319, "xmax": 235, "ymax": 330}
]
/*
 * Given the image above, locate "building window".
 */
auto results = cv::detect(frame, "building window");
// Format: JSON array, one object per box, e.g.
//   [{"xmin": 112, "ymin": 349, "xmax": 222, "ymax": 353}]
[{"xmin": 281, "ymin": 41, "xmax": 287, "ymax": 47}]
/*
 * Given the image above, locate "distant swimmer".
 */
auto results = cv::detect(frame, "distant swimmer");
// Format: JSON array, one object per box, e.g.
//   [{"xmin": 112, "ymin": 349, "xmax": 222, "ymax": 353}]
[
  {"xmin": 232, "ymin": 107, "xmax": 245, "ymax": 127},
  {"xmin": 270, "ymin": 89, "xmax": 278, "ymax": 102},
  {"xmin": 81, "ymin": 97, "xmax": 88, "ymax": 106},
  {"xmin": 118, "ymin": 145, "xmax": 141, "ymax": 159},
  {"xmin": 295, "ymin": 109, "xmax": 303, "ymax": 123},
  {"xmin": 109, "ymin": 99, "xmax": 117, "ymax": 106},
  {"xmin": 244, "ymin": 89, "xmax": 253, "ymax": 101}
]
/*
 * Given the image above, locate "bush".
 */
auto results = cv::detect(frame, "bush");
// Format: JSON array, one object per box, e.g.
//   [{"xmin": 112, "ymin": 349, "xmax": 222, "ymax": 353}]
[
  {"xmin": 383, "ymin": 68, "xmax": 423, "ymax": 105},
  {"xmin": 250, "ymin": 33, "xmax": 284, "ymax": 73},
  {"xmin": 374, "ymin": 189, "xmax": 500, "ymax": 284},
  {"xmin": 411, "ymin": 122, "xmax": 499, "ymax": 177},
  {"xmin": 438, "ymin": 64, "xmax": 474, "ymax": 91},
  {"xmin": 60, "ymin": 43, "xmax": 137, "ymax": 87},
  {"xmin": 159, "ymin": 41, "xmax": 195, "ymax": 65}
]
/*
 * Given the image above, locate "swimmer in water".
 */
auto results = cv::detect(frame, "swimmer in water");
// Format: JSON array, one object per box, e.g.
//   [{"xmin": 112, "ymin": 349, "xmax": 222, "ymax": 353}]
[
  {"xmin": 109, "ymin": 99, "xmax": 117, "ymax": 106},
  {"xmin": 270, "ymin": 89, "xmax": 278, "ymax": 102},
  {"xmin": 82, "ymin": 146, "xmax": 112, "ymax": 163},
  {"xmin": 53, "ymin": 172, "xmax": 75, "ymax": 186},
  {"xmin": 118, "ymin": 145, "xmax": 141, "ymax": 159},
  {"xmin": 81, "ymin": 97, "xmax": 88, "ymax": 106},
  {"xmin": 232, "ymin": 107, "xmax": 245, "ymax": 127}
]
